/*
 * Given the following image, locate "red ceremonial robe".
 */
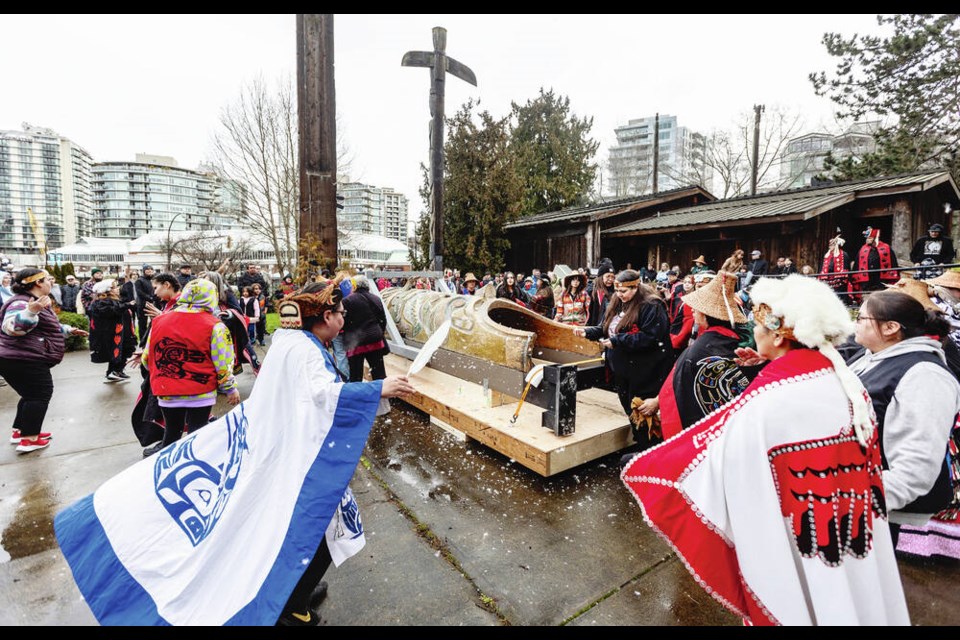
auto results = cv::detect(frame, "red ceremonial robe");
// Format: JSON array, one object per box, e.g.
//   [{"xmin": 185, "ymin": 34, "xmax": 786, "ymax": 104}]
[{"xmin": 623, "ymin": 349, "xmax": 909, "ymax": 625}]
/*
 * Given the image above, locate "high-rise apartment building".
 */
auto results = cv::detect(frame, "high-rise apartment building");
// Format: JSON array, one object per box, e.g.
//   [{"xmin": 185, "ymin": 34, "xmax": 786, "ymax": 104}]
[
  {"xmin": 92, "ymin": 154, "xmax": 243, "ymax": 239},
  {"xmin": 381, "ymin": 188, "xmax": 408, "ymax": 242},
  {"xmin": 0, "ymin": 124, "xmax": 94, "ymax": 257},
  {"xmin": 779, "ymin": 122, "xmax": 879, "ymax": 189},
  {"xmin": 338, "ymin": 181, "xmax": 408, "ymax": 242},
  {"xmin": 606, "ymin": 114, "xmax": 711, "ymax": 197}
]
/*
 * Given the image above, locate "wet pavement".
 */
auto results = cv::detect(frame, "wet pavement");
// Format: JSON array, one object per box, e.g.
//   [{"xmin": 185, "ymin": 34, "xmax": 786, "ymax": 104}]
[{"xmin": 2, "ymin": 350, "xmax": 960, "ymax": 625}]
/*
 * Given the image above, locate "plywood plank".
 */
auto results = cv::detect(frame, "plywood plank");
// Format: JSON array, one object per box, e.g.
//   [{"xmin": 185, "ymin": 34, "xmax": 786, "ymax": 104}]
[{"xmin": 385, "ymin": 354, "xmax": 631, "ymax": 476}]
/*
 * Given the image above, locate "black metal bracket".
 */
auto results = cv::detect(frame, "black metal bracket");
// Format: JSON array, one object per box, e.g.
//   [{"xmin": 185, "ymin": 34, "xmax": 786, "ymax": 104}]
[{"xmin": 540, "ymin": 363, "xmax": 578, "ymax": 437}]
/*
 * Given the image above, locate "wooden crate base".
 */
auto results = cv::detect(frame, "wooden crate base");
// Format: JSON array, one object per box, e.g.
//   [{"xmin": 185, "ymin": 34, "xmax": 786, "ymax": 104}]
[{"xmin": 384, "ymin": 354, "xmax": 632, "ymax": 476}]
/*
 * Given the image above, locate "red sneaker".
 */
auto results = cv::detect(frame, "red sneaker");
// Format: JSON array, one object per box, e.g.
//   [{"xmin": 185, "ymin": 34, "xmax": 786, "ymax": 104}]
[
  {"xmin": 10, "ymin": 429, "xmax": 53, "ymax": 444},
  {"xmin": 16, "ymin": 436, "xmax": 51, "ymax": 453}
]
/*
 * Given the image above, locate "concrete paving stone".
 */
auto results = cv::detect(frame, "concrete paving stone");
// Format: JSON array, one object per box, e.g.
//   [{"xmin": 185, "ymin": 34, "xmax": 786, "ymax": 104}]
[
  {"xmin": 364, "ymin": 405, "xmax": 677, "ymax": 626},
  {"xmin": 568, "ymin": 558, "xmax": 739, "ymax": 626},
  {"xmin": 316, "ymin": 463, "xmax": 500, "ymax": 626}
]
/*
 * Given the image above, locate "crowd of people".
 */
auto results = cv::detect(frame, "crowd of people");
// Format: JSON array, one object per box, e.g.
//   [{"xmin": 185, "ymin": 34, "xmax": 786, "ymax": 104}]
[{"xmin": 5, "ymin": 218, "xmax": 960, "ymax": 625}]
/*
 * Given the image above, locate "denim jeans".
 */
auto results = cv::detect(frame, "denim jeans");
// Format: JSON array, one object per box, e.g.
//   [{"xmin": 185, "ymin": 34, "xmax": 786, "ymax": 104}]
[{"xmin": 331, "ymin": 334, "xmax": 349, "ymax": 378}]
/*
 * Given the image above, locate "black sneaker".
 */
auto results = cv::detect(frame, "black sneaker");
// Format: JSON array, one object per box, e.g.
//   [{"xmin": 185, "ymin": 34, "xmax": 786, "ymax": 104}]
[
  {"xmin": 116, "ymin": 370, "xmax": 131, "ymax": 379},
  {"xmin": 309, "ymin": 581, "xmax": 328, "ymax": 609},
  {"xmin": 276, "ymin": 608, "xmax": 320, "ymax": 627},
  {"xmin": 105, "ymin": 371, "xmax": 123, "ymax": 383},
  {"xmin": 143, "ymin": 442, "xmax": 164, "ymax": 458}
]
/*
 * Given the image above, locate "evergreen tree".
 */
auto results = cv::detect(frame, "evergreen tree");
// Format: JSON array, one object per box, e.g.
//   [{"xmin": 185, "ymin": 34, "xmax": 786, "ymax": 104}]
[
  {"xmin": 509, "ymin": 89, "xmax": 599, "ymax": 216},
  {"xmin": 811, "ymin": 14, "xmax": 960, "ymax": 182},
  {"xmin": 410, "ymin": 205, "xmax": 432, "ymax": 271},
  {"xmin": 62, "ymin": 262, "xmax": 76, "ymax": 278},
  {"xmin": 434, "ymin": 100, "xmax": 523, "ymax": 274}
]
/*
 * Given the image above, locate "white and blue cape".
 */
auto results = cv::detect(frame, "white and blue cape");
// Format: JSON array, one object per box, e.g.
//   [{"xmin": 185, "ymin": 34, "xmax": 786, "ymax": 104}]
[{"xmin": 55, "ymin": 329, "xmax": 382, "ymax": 625}]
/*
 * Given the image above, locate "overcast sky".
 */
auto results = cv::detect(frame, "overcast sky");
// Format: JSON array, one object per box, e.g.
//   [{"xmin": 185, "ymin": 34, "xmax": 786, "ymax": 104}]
[{"xmin": 1, "ymin": 14, "xmax": 887, "ymax": 231}]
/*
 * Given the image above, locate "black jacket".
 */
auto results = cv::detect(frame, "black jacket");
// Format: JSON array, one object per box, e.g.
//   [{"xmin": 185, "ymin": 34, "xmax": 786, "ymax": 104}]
[
  {"xmin": 61, "ymin": 283, "xmax": 81, "ymax": 312},
  {"xmin": 87, "ymin": 298, "xmax": 136, "ymax": 365},
  {"xmin": 910, "ymin": 234, "xmax": 956, "ymax": 264},
  {"xmin": 134, "ymin": 276, "xmax": 155, "ymax": 311},
  {"xmin": 748, "ymin": 259, "xmax": 769, "ymax": 277},
  {"xmin": 584, "ymin": 300, "xmax": 674, "ymax": 399},
  {"xmin": 341, "ymin": 290, "xmax": 388, "ymax": 356},
  {"xmin": 238, "ymin": 272, "xmax": 270, "ymax": 298},
  {"xmin": 588, "ymin": 284, "xmax": 615, "ymax": 326}
]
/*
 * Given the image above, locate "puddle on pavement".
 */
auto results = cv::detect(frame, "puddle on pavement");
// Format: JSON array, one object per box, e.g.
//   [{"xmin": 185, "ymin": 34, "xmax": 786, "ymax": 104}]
[{"xmin": 0, "ymin": 479, "xmax": 58, "ymax": 562}]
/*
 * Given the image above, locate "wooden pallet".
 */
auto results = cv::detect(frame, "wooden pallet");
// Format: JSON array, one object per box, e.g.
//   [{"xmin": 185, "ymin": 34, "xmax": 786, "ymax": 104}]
[{"xmin": 384, "ymin": 354, "xmax": 632, "ymax": 476}]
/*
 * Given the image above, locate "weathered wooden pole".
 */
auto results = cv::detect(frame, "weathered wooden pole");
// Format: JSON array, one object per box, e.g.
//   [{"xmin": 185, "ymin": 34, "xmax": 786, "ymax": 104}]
[
  {"xmin": 751, "ymin": 104, "xmax": 764, "ymax": 196},
  {"xmin": 297, "ymin": 14, "xmax": 338, "ymax": 272},
  {"xmin": 402, "ymin": 27, "xmax": 477, "ymax": 273},
  {"xmin": 652, "ymin": 113, "xmax": 660, "ymax": 194}
]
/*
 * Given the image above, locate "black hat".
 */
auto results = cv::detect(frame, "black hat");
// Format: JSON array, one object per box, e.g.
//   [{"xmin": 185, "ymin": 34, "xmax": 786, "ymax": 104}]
[
  {"xmin": 142, "ymin": 264, "xmax": 154, "ymax": 271},
  {"xmin": 596, "ymin": 265, "xmax": 616, "ymax": 277},
  {"xmin": 179, "ymin": 263, "xmax": 191, "ymax": 269},
  {"xmin": 929, "ymin": 223, "xmax": 945, "ymax": 233},
  {"xmin": 563, "ymin": 272, "xmax": 585, "ymax": 288}
]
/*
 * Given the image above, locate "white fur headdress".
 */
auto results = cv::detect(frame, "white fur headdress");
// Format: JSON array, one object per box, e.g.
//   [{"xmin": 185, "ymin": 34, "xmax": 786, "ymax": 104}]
[
  {"xmin": 750, "ymin": 275, "xmax": 873, "ymax": 446},
  {"xmin": 92, "ymin": 279, "xmax": 115, "ymax": 295}
]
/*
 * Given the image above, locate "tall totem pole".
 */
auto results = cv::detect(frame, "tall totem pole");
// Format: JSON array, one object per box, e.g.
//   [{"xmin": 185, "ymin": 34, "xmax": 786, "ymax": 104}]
[{"xmin": 402, "ymin": 27, "xmax": 477, "ymax": 273}]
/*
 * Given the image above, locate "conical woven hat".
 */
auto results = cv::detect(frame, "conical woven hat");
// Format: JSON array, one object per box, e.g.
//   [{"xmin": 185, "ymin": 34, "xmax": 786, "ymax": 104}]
[
  {"xmin": 882, "ymin": 276, "xmax": 938, "ymax": 311},
  {"xmin": 680, "ymin": 270, "xmax": 746, "ymax": 325},
  {"xmin": 927, "ymin": 270, "xmax": 960, "ymax": 290}
]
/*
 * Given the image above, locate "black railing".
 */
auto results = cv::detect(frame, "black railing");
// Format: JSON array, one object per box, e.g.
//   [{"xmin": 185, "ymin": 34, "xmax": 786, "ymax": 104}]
[{"xmin": 748, "ymin": 262, "xmax": 960, "ymax": 306}]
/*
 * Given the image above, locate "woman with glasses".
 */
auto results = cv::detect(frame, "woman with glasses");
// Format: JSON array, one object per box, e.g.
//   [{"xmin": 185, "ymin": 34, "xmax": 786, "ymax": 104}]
[
  {"xmin": 622, "ymin": 275, "xmax": 909, "ymax": 625},
  {"xmin": 0, "ymin": 268, "xmax": 88, "ymax": 452},
  {"xmin": 848, "ymin": 289, "xmax": 960, "ymax": 546},
  {"xmin": 574, "ymin": 270, "xmax": 672, "ymax": 451}
]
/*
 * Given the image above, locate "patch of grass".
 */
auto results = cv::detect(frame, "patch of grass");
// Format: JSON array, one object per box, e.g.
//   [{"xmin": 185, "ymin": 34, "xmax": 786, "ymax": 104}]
[
  {"xmin": 265, "ymin": 312, "xmax": 279, "ymax": 334},
  {"xmin": 58, "ymin": 311, "xmax": 89, "ymax": 351}
]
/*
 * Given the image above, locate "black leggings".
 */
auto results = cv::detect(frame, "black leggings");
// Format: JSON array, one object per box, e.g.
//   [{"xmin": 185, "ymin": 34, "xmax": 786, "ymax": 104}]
[
  {"xmin": 0, "ymin": 358, "xmax": 54, "ymax": 437},
  {"xmin": 160, "ymin": 405, "xmax": 212, "ymax": 447},
  {"xmin": 256, "ymin": 316, "xmax": 266, "ymax": 344},
  {"xmin": 283, "ymin": 537, "xmax": 331, "ymax": 616},
  {"xmin": 348, "ymin": 353, "xmax": 386, "ymax": 383}
]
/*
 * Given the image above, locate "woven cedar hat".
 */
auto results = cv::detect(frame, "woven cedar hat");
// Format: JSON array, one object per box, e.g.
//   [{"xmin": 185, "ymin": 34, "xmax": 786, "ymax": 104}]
[
  {"xmin": 927, "ymin": 270, "xmax": 960, "ymax": 290},
  {"xmin": 693, "ymin": 255, "xmax": 707, "ymax": 264},
  {"xmin": 883, "ymin": 274, "xmax": 938, "ymax": 311},
  {"xmin": 681, "ymin": 270, "xmax": 746, "ymax": 324},
  {"xmin": 462, "ymin": 272, "xmax": 480, "ymax": 285}
]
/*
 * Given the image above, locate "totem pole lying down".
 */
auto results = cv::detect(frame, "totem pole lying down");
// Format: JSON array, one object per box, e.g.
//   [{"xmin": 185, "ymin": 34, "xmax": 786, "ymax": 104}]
[{"xmin": 381, "ymin": 283, "xmax": 603, "ymax": 436}]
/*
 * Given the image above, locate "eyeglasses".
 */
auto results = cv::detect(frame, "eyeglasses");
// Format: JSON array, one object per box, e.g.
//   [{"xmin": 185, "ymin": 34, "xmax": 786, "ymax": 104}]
[{"xmin": 332, "ymin": 308, "xmax": 346, "ymax": 316}]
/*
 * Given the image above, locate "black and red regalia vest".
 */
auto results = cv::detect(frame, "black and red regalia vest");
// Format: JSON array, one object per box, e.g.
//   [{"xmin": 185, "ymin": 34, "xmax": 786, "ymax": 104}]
[
  {"xmin": 149, "ymin": 311, "xmax": 219, "ymax": 396},
  {"xmin": 819, "ymin": 251, "xmax": 848, "ymax": 289},
  {"xmin": 852, "ymin": 241, "xmax": 898, "ymax": 284}
]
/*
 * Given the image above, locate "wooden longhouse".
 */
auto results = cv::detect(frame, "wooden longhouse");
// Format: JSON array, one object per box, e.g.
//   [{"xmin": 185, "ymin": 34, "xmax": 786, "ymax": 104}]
[
  {"xmin": 602, "ymin": 171, "xmax": 960, "ymax": 274},
  {"xmin": 503, "ymin": 186, "xmax": 714, "ymax": 272}
]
